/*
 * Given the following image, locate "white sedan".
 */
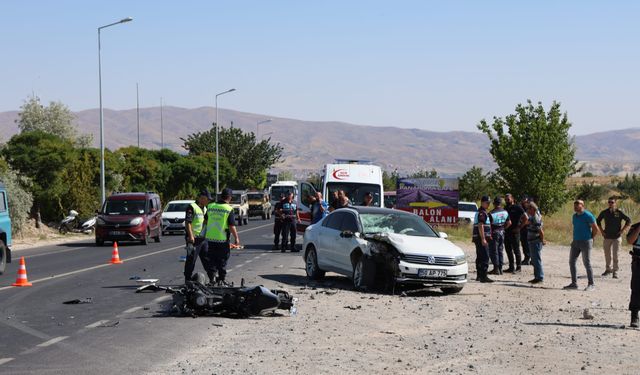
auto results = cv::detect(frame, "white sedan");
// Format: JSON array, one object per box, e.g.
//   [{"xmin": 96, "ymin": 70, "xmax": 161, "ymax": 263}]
[
  {"xmin": 302, "ymin": 207, "xmax": 468, "ymax": 293},
  {"xmin": 161, "ymin": 200, "xmax": 194, "ymax": 235}
]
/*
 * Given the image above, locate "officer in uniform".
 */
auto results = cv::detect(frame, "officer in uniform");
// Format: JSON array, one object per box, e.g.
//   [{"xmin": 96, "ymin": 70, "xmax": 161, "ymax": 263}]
[
  {"xmin": 626, "ymin": 221, "xmax": 640, "ymax": 327},
  {"xmin": 473, "ymin": 196, "xmax": 494, "ymax": 283},
  {"xmin": 272, "ymin": 193, "xmax": 285, "ymax": 250},
  {"xmin": 278, "ymin": 191, "xmax": 300, "ymax": 252},
  {"xmin": 504, "ymin": 193, "xmax": 527, "ymax": 273},
  {"xmin": 489, "ymin": 196, "xmax": 511, "ymax": 275},
  {"xmin": 184, "ymin": 190, "xmax": 211, "ymax": 283},
  {"xmin": 203, "ymin": 188, "xmax": 240, "ymax": 285}
]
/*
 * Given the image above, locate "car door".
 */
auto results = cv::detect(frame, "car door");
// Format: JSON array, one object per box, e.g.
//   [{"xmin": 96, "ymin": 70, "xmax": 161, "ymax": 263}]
[
  {"xmin": 334, "ymin": 211, "xmax": 362, "ymax": 273},
  {"xmin": 297, "ymin": 181, "xmax": 317, "ymax": 233},
  {"xmin": 316, "ymin": 212, "xmax": 345, "ymax": 270}
]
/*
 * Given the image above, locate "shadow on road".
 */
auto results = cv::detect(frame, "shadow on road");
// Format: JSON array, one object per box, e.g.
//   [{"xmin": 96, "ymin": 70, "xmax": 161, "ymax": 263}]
[
  {"xmin": 56, "ymin": 241, "xmax": 94, "ymax": 248},
  {"xmin": 523, "ymin": 321, "xmax": 627, "ymax": 330},
  {"xmin": 260, "ymin": 273, "xmax": 353, "ymax": 290}
]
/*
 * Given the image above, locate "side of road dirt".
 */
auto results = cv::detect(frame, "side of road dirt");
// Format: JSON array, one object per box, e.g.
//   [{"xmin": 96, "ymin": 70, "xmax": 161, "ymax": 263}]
[
  {"xmin": 10, "ymin": 219, "xmax": 89, "ymax": 251},
  {"xmin": 149, "ymin": 240, "xmax": 640, "ymax": 375}
]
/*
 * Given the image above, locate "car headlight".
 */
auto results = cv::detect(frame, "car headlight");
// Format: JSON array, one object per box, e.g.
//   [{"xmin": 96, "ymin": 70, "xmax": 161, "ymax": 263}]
[
  {"xmin": 455, "ymin": 254, "xmax": 467, "ymax": 265},
  {"xmin": 96, "ymin": 217, "xmax": 106, "ymax": 225},
  {"xmin": 130, "ymin": 217, "xmax": 143, "ymax": 226}
]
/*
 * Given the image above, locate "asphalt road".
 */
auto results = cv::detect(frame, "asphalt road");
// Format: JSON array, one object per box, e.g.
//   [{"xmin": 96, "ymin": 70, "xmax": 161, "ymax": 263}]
[{"xmin": 0, "ymin": 218, "xmax": 303, "ymax": 374}]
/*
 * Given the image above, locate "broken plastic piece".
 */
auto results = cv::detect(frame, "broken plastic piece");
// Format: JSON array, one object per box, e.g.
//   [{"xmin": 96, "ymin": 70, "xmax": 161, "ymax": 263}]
[{"xmin": 63, "ymin": 298, "xmax": 93, "ymax": 304}]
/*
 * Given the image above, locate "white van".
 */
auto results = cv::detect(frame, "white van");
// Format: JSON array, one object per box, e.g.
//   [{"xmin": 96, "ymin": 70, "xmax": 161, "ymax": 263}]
[
  {"xmin": 297, "ymin": 161, "xmax": 384, "ymax": 232},
  {"xmin": 268, "ymin": 180, "xmax": 298, "ymax": 210}
]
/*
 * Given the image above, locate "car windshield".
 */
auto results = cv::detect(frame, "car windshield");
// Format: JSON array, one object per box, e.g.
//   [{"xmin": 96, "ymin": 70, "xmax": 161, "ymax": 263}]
[
  {"xmin": 270, "ymin": 186, "xmax": 295, "ymax": 200},
  {"xmin": 326, "ymin": 183, "xmax": 381, "ymax": 207},
  {"xmin": 104, "ymin": 199, "xmax": 146, "ymax": 215},
  {"xmin": 165, "ymin": 203, "xmax": 191, "ymax": 212},
  {"xmin": 231, "ymin": 194, "xmax": 242, "ymax": 204},
  {"xmin": 459, "ymin": 204, "xmax": 478, "ymax": 212},
  {"xmin": 360, "ymin": 212, "xmax": 439, "ymax": 237},
  {"xmin": 247, "ymin": 194, "xmax": 263, "ymax": 201}
]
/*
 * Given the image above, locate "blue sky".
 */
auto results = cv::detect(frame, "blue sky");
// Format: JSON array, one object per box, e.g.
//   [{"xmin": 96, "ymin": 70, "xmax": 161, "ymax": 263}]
[{"xmin": 1, "ymin": 1, "xmax": 638, "ymax": 134}]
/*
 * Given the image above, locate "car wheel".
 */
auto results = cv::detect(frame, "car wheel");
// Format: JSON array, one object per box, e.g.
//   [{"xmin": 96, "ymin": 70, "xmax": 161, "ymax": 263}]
[
  {"xmin": 95, "ymin": 238, "xmax": 104, "ymax": 247},
  {"xmin": 441, "ymin": 286, "xmax": 464, "ymax": 295},
  {"xmin": 353, "ymin": 254, "xmax": 376, "ymax": 291},
  {"xmin": 305, "ymin": 246, "xmax": 325, "ymax": 280},
  {"xmin": 0, "ymin": 240, "xmax": 6, "ymax": 275}
]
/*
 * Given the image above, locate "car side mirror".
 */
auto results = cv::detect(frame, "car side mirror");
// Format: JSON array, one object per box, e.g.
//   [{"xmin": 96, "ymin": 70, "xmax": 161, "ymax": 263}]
[
  {"xmin": 439, "ymin": 231, "xmax": 448, "ymax": 239},
  {"xmin": 340, "ymin": 230, "xmax": 354, "ymax": 238}
]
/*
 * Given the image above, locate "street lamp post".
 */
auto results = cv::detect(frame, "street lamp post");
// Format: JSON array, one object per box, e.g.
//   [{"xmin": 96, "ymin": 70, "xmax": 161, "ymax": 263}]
[
  {"xmin": 98, "ymin": 17, "xmax": 133, "ymax": 205},
  {"xmin": 215, "ymin": 88, "xmax": 236, "ymax": 194},
  {"xmin": 160, "ymin": 97, "xmax": 164, "ymax": 149},
  {"xmin": 256, "ymin": 119, "xmax": 271, "ymax": 138},
  {"xmin": 136, "ymin": 82, "xmax": 140, "ymax": 147}
]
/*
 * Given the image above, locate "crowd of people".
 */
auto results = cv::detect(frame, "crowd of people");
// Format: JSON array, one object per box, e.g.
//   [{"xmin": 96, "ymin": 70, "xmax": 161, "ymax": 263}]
[{"xmin": 472, "ymin": 194, "xmax": 640, "ymax": 327}]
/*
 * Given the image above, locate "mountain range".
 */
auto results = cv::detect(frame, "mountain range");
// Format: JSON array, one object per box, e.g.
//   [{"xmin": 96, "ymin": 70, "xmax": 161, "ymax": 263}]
[{"xmin": 1, "ymin": 106, "xmax": 639, "ymax": 176}]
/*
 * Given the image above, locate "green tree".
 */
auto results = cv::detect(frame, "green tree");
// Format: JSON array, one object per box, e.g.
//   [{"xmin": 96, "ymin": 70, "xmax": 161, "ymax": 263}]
[
  {"xmin": 277, "ymin": 170, "xmax": 294, "ymax": 181},
  {"xmin": 165, "ymin": 153, "xmax": 236, "ymax": 200},
  {"xmin": 409, "ymin": 169, "xmax": 439, "ymax": 179},
  {"xmin": 458, "ymin": 166, "xmax": 497, "ymax": 201},
  {"xmin": 181, "ymin": 124, "xmax": 283, "ymax": 188},
  {"xmin": 618, "ymin": 174, "xmax": 640, "ymax": 202},
  {"xmin": 57, "ymin": 150, "xmax": 100, "ymax": 218},
  {"xmin": 2, "ymin": 131, "xmax": 76, "ymax": 221},
  {"xmin": 16, "ymin": 96, "xmax": 92, "ymax": 147},
  {"xmin": 383, "ymin": 169, "xmax": 400, "ymax": 191},
  {"xmin": 573, "ymin": 182, "xmax": 608, "ymax": 202},
  {"xmin": 0, "ymin": 165, "xmax": 34, "ymax": 236},
  {"xmin": 477, "ymin": 100, "xmax": 577, "ymax": 214}
]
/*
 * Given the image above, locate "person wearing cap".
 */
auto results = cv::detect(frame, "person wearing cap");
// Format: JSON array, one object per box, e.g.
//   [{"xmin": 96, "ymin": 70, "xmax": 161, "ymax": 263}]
[
  {"xmin": 596, "ymin": 197, "xmax": 631, "ymax": 278},
  {"xmin": 563, "ymin": 199, "xmax": 599, "ymax": 291},
  {"xmin": 526, "ymin": 201, "xmax": 545, "ymax": 284},
  {"xmin": 277, "ymin": 191, "xmax": 300, "ymax": 252},
  {"xmin": 362, "ymin": 192, "xmax": 374, "ymax": 207},
  {"xmin": 472, "ymin": 196, "xmax": 494, "ymax": 283},
  {"xmin": 488, "ymin": 196, "xmax": 511, "ymax": 275},
  {"xmin": 183, "ymin": 190, "xmax": 212, "ymax": 283},
  {"xmin": 504, "ymin": 193, "xmax": 528, "ymax": 273},
  {"xmin": 203, "ymin": 188, "xmax": 240, "ymax": 285}
]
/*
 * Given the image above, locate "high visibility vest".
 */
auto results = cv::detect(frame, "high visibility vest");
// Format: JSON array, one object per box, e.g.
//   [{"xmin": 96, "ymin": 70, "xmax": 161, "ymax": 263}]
[
  {"xmin": 190, "ymin": 203, "xmax": 206, "ymax": 237},
  {"xmin": 204, "ymin": 202, "xmax": 233, "ymax": 242}
]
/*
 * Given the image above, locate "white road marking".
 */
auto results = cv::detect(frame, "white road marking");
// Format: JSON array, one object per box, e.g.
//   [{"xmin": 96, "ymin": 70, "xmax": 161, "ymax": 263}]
[
  {"xmin": 24, "ymin": 246, "xmax": 90, "ymax": 259},
  {"xmin": 243, "ymin": 260, "xmax": 253, "ymax": 264},
  {"xmin": 0, "ymin": 223, "xmax": 273, "ymax": 291},
  {"xmin": 85, "ymin": 320, "xmax": 110, "ymax": 328},
  {"xmin": 123, "ymin": 306, "xmax": 142, "ymax": 314},
  {"xmin": 37, "ymin": 336, "xmax": 68, "ymax": 347},
  {"xmin": 0, "ymin": 358, "xmax": 14, "ymax": 365}
]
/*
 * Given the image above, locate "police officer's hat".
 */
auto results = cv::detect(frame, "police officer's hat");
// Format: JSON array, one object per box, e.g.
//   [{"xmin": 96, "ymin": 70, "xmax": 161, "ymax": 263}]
[
  {"xmin": 481, "ymin": 195, "xmax": 491, "ymax": 203},
  {"xmin": 493, "ymin": 196, "xmax": 503, "ymax": 206},
  {"xmin": 199, "ymin": 190, "xmax": 212, "ymax": 200},
  {"xmin": 221, "ymin": 188, "xmax": 233, "ymax": 198}
]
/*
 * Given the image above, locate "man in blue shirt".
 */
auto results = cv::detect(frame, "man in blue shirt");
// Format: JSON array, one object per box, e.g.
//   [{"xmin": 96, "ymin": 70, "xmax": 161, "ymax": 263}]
[
  {"xmin": 564, "ymin": 199, "xmax": 600, "ymax": 291},
  {"xmin": 311, "ymin": 192, "xmax": 328, "ymax": 224}
]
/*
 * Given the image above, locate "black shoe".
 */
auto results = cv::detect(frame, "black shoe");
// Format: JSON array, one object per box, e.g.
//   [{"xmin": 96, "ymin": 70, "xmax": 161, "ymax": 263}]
[
  {"xmin": 522, "ymin": 259, "xmax": 530, "ymax": 265},
  {"xmin": 504, "ymin": 268, "xmax": 515, "ymax": 274},
  {"xmin": 528, "ymin": 278, "xmax": 543, "ymax": 284},
  {"xmin": 631, "ymin": 311, "xmax": 639, "ymax": 328},
  {"xmin": 613, "ymin": 272, "xmax": 619, "ymax": 279},
  {"xmin": 515, "ymin": 267, "xmax": 522, "ymax": 273},
  {"xmin": 480, "ymin": 277, "xmax": 494, "ymax": 283},
  {"xmin": 602, "ymin": 270, "xmax": 612, "ymax": 277},
  {"xmin": 272, "ymin": 244, "xmax": 280, "ymax": 250},
  {"xmin": 489, "ymin": 269, "xmax": 500, "ymax": 275},
  {"xmin": 281, "ymin": 247, "xmax": 286, "ymax": 253}
]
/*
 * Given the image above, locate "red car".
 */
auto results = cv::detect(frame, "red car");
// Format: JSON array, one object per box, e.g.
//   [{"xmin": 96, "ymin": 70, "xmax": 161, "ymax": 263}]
[{"xmin": 95, "ymin": 192, "xmax": 162, "ymax": 246}]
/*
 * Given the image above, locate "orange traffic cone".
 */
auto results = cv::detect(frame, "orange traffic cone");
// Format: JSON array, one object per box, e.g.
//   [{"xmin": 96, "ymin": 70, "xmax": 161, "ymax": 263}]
[
  {"xmin": 12, "ymin": 257, "xmax": 32, "ymax": 287},
  {"xmin": 110, "ymin": 242, "xmax": 123, "ymax": 264}
]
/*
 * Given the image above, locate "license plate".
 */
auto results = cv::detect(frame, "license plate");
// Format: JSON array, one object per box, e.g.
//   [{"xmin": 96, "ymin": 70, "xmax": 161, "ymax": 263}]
[
  {"xmin": 418, "ymin": 269, "xmax": 447, "ymax": 278},
  {"xmin": 110, "ymin": 231, "xmax": 126, "ymax": 236}
]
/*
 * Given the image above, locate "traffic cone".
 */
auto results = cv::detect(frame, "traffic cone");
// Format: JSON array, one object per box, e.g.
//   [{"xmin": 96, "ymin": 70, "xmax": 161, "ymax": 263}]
[
  {"xmin": 12, "ymin": 257, "xmax": 32, "ymax": 287},
  {"xmin": 110, "ymin": 242, "xmax": 123, "ymax": 264}
]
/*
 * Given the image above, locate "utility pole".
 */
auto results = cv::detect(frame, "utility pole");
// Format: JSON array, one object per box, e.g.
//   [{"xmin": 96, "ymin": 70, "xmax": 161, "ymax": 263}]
[
  {"xmin": 136, "ymin": 83, "xmax": 140, "ymax": 147},
  {"xmin": 160, "ymin": 97, "xmax": 164, "ymax": 149}
]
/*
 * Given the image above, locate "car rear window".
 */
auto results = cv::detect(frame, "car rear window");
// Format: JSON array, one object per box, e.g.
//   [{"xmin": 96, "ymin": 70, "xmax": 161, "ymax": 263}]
[
  {"xmin": 459, "ymin": 204, "xmax": 478, "ymax": 212},
  {"xmin": 166, "ymin": 203, "xmax": 191, "ymax": 212}
]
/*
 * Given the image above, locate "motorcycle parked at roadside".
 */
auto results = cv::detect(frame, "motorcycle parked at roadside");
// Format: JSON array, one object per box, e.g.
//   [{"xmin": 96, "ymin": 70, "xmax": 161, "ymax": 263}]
[{"xmin": 59, "ymin": 210, "xmax": 96, "ymax": 234}]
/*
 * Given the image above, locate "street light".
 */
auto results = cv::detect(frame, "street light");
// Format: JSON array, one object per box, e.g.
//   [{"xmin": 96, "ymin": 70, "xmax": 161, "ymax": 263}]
[
  {"xmin": 256, "ymin": 119, "xmax": 271, "ymax": 138},
  {"xmin": 261, "ymin": 131, "xmax": 274, "ymax": 140},
  {"xmin": 98, "ymin": 17, "xmax": 133, "ymax": 205},
  {"xmin": 215, "ymin": 88, "xmax": 236, "ymax": 194}
]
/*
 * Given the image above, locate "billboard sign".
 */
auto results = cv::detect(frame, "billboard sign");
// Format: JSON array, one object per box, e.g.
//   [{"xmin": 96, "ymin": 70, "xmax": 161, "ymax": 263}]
[{"xmin": 396, "ymin": 178, "xmax": 459, "ymax": 225}]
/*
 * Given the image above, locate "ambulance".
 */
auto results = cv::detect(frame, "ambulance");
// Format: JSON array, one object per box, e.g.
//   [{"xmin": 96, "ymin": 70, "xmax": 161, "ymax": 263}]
[{"xmin": 297, "ymin": 160, "xmax": 384, "ymax": 232}]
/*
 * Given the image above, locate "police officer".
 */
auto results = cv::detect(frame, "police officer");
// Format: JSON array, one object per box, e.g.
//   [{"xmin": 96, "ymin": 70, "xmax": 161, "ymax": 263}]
[
  {"xmin": 626, "ymin": 221, "xmax": 640, "ymax": 327},
  {"xmin": 278, "ymin": 191, "xmax": 300, "ymax": 252},
  {"xmin": 184, "ymin": 190, "xmax": 212, "ymax": 283},
  {"xmin": 203, "ymin": 188, "xmax": 240, "ymax": 285},
  {"xmin": 504, "ymin": 193, "xmax": 527, "ymax": 273},
  {"xmin": 473, "ymin": 196, "xmax": 494, "ymax": 283},
  {"xmin": 489, "ymin": 196, "xmax": 511, "ymax": 275},
  {"xmin": 272, "ymin": 193, "xmax": 285, "ymax": 250}
]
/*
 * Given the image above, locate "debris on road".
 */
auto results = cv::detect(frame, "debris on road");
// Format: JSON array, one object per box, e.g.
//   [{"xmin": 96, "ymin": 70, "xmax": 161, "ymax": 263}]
[
  {"xmin": 343, "ymin": 305, "xmax": 362, "ymax": 310},
  {"xmin": 98, "ymin": 321, "xmax": 120, "ymax": 328},
  {"xmin": 63, "ymin": 298, "xmax": 93, "ymax": 304},
  {"xmin": 583, "ymin": 308, "xmax": 594, "ymax": 320}
]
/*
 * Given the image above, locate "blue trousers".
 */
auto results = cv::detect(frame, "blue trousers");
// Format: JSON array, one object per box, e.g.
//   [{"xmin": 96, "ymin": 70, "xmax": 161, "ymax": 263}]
[
  {"xmin": 489, "ymin": 232, "xmax": 505, "ymax": 268},
  {"xmin": 529, "ymin": 240, "xmax": 544, "ymax": 280}
]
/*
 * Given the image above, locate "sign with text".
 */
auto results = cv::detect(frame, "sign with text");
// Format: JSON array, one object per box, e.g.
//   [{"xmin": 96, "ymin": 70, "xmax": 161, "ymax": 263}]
[{"xmin": 396, "ymin": 178, "xmax": 459, "ymax": 226}]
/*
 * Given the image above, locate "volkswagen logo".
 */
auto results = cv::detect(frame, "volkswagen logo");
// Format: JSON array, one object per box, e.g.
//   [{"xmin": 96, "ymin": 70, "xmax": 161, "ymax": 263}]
[{"xmin": 427, "ymin": 256, "xmax": 436, "ymax": 264}]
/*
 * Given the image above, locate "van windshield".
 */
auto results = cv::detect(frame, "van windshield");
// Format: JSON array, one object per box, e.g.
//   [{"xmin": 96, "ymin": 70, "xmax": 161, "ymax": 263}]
[
  {"xmin": 247, "ymin": 193, "xmax": 263, "ymax": 201},
  {"xmin": 231, "ymin": 194, "xmax": 242, "ymax": 204},
  {"xmin": 270, "ymin": 186, "xmax": 296, "ymax": 200},
  {"xmin": 326, "ymin": 183, "xmax": 381, "ymax": 207},
  {"xmin": 104, "ymin": 199, "xmax": 146, "ymax": 215},
  {"xmin": 459, "ymin": 203, "xmax": 478, "ymax": 212}
]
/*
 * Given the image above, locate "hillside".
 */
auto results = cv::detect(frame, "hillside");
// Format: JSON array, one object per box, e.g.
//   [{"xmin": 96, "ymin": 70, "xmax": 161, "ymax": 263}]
[{"xmin": 1, "ymin": 106, "xmax": 639, "ymax": 175}]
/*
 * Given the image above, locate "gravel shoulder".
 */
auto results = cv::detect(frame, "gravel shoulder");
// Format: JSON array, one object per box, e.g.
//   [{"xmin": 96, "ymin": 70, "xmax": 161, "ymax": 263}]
[{"xmin": 150, "ymin": 241, "xmax": 639, "ymax": 375}]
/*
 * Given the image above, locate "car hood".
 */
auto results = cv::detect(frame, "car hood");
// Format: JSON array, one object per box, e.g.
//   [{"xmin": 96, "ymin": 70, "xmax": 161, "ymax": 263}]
[
  {"xmin": 162, "ymin": 212, "xmax": 185, "ymax": 220},
  {"xmin": 378, "ymin": 232, "xmax": 465, "ymax": 257}
]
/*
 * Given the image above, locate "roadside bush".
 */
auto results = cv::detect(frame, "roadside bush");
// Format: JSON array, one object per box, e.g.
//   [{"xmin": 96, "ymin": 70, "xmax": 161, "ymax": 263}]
[
  {"xmin": 618, "ymin": 174, "xmax": 640, "ymax": 202},
  {"xmin": 573, "ymin": 182, "xmax": 608, "ymax": 202},
  {"xmin": 0, "ymin": 166, "xmax": 34, "ymax": 236}
]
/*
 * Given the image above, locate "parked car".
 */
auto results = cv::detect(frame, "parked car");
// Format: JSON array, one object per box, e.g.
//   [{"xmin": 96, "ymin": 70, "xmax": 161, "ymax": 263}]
[
  {"xmin": 458, "ymin": 201, "xmax": 478, "ymax": 224},
  {"xmin": 302, "ymin": 206, "xmax": 467, "ymax": 293},
  {"xmin": 230, "ymin": 190, "xmax": 249, "ymax": 226},
  {"xmin": 162, "ymin": 200, "xmax": 195, "ymax": 235},
  {"xmin": 0, "ymin": 181, "xmax": 12, "ymax": 275},
  {"xmin": 95, "ymin": 192, "xmax": 163, "ymax": 246},
  {"xmin": 247, "ymin": 191, "xmax": 272, "ymax": 220}
]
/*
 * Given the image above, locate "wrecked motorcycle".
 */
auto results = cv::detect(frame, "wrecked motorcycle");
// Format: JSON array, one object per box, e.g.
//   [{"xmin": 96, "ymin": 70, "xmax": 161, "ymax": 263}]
[{"xmin": 168, "ymin": 273, "xmax": 295, "ymax": 318}]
